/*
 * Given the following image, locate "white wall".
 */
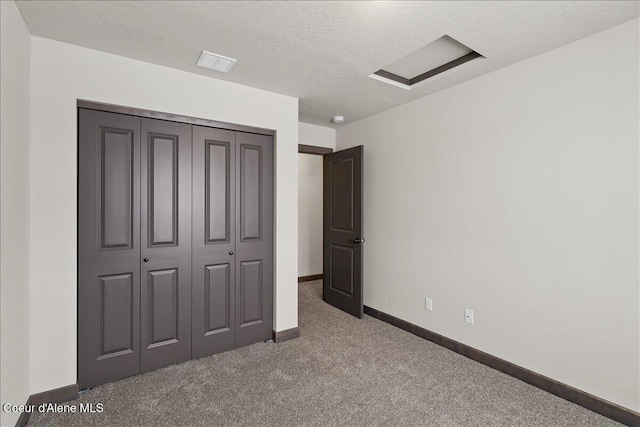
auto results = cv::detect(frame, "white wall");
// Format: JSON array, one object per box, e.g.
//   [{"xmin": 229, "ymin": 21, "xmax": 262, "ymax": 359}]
[
  {"xmin": 337, "ymin": 19, "xmax": 639, "ymax": 412},
  {"xmin": 28, "ymin": 37, "xmax": 298, "ymax": 395},
  {"xmin": 298, "ymin": 154, "xmax": 324, "ymax": 276},
  {"xmin": 298, "ymin": 123, "xmax": 336, "ymax": 277},
  {"xmin": 1, "ymin": 2, "xmax": 31, "ymax": 425},
  {"xmin": 299, "ymin": 122, "xmax": 336, "ymax": 149}
]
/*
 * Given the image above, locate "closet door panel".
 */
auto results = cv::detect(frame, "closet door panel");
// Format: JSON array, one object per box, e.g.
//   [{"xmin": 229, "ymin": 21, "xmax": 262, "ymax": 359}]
[
  {"xmin": 192, "ymin": 126, "xmax": 236, "ymax": 358},
  {"xmin": 240, "ymin": 145, "xmax": 262, "ymax": 241},
  {"xmin": 205, "ymin": 263, "xmax": 232, "ymax": 333},
  {"xmin": 78, "ymin": 109, "xmax": 141, "ymax": 389},
  {"xmin": 140, "ymin": 118, "xmax": 192, "ymax": 372},
  {"xmin": 235, "ymin": 132, "xmax": 273, "ymax": 348},
  {"xmin": 147, "ymin": 268, "xmax": 179, "ymax": 345},
  {"xmin": 239, "ymin": 259, "xmax": 263, "ymax": 326},
  {"xmin": 148, "ymin": 136, "xmax": 178, "ymax": 245}
]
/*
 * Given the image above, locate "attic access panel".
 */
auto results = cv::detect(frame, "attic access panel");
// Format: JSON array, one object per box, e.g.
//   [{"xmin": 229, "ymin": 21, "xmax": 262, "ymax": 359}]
[{"xmin": 370, "ymin": 35, "xmax": 483, "ymax": 90}]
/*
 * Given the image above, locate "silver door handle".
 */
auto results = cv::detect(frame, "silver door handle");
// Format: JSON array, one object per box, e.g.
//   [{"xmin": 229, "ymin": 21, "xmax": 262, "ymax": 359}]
[{"xmin": 354, "ymin": 238, "xmax": 365, "ymax": 243}]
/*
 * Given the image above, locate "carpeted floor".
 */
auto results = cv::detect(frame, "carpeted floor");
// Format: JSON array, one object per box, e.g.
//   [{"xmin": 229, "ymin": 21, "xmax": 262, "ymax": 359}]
[{"xmin": 28, "ymin": 280, "xmax": 621, "ymax": 426}]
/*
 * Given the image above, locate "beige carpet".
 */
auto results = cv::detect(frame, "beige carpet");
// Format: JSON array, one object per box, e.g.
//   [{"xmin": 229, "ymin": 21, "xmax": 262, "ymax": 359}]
[{"xmin": 28, "ymin": 280, "xmax": 621, "ymax": 426}]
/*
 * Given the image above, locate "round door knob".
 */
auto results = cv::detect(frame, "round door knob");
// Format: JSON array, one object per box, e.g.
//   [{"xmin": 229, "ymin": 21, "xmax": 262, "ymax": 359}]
[
  {"xmin": 229, "ymin": 251, "xmax": 234, "ymax": 256},
  {"xmin": 143, "ymin": 258, "xmax": 149, "ymax": 262}
]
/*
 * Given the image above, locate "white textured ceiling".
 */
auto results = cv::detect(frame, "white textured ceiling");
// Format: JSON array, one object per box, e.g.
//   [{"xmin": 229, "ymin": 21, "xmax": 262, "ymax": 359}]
[{"xmin": 15, "ymin": 1, "xmax": 639, "ymax": 127}]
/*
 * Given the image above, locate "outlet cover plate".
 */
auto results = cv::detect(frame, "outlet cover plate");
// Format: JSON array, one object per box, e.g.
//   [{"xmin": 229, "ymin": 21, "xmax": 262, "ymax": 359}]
[
  {"xmin": 465, "ymin": 308, "xmax": 474, "ymax": 324},
  {"xmin": 425, "ymin": 297, "xmax": 433, "ymax": 311}
]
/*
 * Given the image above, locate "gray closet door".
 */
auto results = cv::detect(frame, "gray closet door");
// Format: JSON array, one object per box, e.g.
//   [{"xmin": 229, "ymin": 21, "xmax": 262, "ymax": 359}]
[
  {"xmin": 192, "ymin": 126, "xmax": 236, "ymax": 359},
  {"xmin": 78, "ymin": 109, "xmax": 141, "ymax": 389},
  {"xmin": 79, "ymin": 107, "xmax": 274, "ymax": 386},
  {"xmin": 235, "ymin": 132, "xmax": 273, "ymax": 347},
  {"xmin": 140, "ymin": 118, "xmax": 192, "ymax": 372}
]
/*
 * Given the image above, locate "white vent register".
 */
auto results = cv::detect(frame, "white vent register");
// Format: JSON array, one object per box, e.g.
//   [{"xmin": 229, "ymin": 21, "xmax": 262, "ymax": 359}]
[{"xmin": 196, "ymin": 50, "xmax": 237, "ymax": 73}]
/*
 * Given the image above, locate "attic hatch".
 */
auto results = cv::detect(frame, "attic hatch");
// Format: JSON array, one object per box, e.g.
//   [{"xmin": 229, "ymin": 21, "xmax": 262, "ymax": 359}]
[{"xmin": 369, "ymin": 35, "xmax": 483, "ymax": 90}]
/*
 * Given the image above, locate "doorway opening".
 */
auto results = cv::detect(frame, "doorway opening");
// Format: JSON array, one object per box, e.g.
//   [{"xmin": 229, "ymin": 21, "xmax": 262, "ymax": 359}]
[
  {"xmin": 297, "ymin": 144, "xmax": 332, "ymax": 284},
  {"xmin": 297, "ymin": 143, "xmax": 364, "ymax": 319}
]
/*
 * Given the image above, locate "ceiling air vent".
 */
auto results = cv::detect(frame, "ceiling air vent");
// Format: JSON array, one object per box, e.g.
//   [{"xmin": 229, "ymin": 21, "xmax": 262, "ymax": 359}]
[
  {"xmin": 370, "ymin": 35, "xmax": 483, "ymax": 90},
  {"xmin": 196, "ymin": 50, "xmax": 237, "ymax": 73}
]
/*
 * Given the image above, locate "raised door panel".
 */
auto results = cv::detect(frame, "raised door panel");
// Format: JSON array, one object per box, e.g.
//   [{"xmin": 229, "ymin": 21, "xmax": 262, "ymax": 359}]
[
  {"xmin": 235, "ymin": 133, "xmax": 273, "ymax": 348},
  {"xmin": 98, "ymin": 273, "xmax": 134, "ymax": 359},
  {"xmin": 192, "ymin": 126, "xmax": 236, "ymax": 359},
  {"xmin": 140, "ymin": 118, "xmax": 192, "ymax": 373},
  {"xmin": 329, "ymin": 244, "xmax": 354, "ymax": 296},
  {"xmin": 205, "ymin": 264, "xmax": 231, "ymax": 334},
  {"xmin": 330, "ymin": 158, "xmax": 354, "ymax": 232},
  {"xmin": 240, "ymin": 145, "xmax": 262, "ymax": 241},
  {"xmin": 100, "ymin": 129, "xmax": 134, "ymax": 249},
  {"xmin": 147, "ymin": 269, "xmax": 179, "ymax": 347},
  {"xmin": 239, "ymin": 260, "xmax": 263, "ymax": 326},
  {"xmin": 78, "ymin": 109, "xmax": 141, "ymax": 389},
  {"xmin": 206, "ymin": 142, "xmax": 231, "ymax": 243},
  {"xmin": 148, "ymin": 135, "xmax": 178, "ymax": 246}
]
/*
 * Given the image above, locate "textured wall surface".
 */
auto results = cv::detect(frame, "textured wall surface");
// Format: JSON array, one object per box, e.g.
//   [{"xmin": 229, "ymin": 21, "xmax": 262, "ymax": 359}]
[
  {"xmin": 297, "ymin": 123, "xmax": 335, "ymax": 277},
  {"xmin": 298, "ymin": 154, "xmax": 324, "ymax": 277},
  {"xmin": 299, "ymin": 122, "xmax": 336, "ymax": 149},
  {"xmin": 28, "ymin": 37, "xmax": 298, "ymax": 396},
  {"xmin": 1, "ymin": 2, "xmax": 31, "ymax": 426},
  {"xmin": 337, "ymin": 19, "xmax": 639, "ymax": 411}
]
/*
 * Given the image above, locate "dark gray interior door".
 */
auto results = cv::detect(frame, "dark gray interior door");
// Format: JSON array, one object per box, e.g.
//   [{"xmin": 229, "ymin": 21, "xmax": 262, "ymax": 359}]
[
  {"xmin": 323, "ymin": 146, "xmax": 364, "ymax": 318},
  {"xmin": 192, "ymin": 126, "xmax": 236, "ymax": 358},
  {"xmin": 78, "ymin": 109, "xmax": 141, "ymax": 388},
  {"xmin": 235, "ymin": 132, "xmax": 274, "ymax": 347},
  {"xmin": 140, "ymin": 118, "xmax": 192, "ymax": 372}
]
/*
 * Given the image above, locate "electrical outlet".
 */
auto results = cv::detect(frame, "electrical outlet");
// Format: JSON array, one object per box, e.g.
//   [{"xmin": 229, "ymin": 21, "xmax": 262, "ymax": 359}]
[
  {"xmin": 425, "ymin": 297, "xmax": 433, "ymax": 311},
  {"xmin": 465, "ymin": 308, "xmax": 474, "ymax": 324}
]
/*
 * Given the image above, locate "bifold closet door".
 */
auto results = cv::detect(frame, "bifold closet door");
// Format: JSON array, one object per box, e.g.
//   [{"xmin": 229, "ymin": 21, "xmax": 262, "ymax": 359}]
[
  {"xmin": 192, "ymin": 126, "xmax": 236, "ymax": 359},
  {"xmin": 79, "ymin": 107, "xmax": 274, "ymax": 387},
  {"xmin": 235, "ymin": 132, "xmax": 273, "ymax": 347},
  {"xmin": 78, "ymin": 109, "xmax": 141, "ymax": 389},
  {"xmin": 192, "ymin": 128, "xmax": 274, "ymax": 354},
  {"xmin": 140, "ymin": 118, "xmax": 192, "ymax": 373}
]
